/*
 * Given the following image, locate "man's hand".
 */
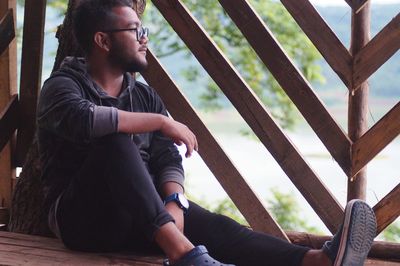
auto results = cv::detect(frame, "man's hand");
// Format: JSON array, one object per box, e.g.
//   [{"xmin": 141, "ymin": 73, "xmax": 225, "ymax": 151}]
[
  {"xmin": 160, "ymin": 117, "xmax": 198, "ymax": 158},
  {"xmin": 165, "ymin": 202, "xmax": 185, "ymax": 233}
]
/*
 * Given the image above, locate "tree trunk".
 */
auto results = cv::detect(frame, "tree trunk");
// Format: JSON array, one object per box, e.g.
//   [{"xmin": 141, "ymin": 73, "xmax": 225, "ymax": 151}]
[
  {"xmin": 8, "ymin": 0, "xmax": 82, "ymax": 236},
  {"xmin": 8, "ymin": 0, "xmax": 146, "ymax": 236}
]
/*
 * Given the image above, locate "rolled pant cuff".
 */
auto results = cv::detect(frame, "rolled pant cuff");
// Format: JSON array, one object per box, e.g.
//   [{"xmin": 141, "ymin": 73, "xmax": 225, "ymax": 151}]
[{"xmin": 148, "ymin": 210, "xmax": 175, "ymax": 241}]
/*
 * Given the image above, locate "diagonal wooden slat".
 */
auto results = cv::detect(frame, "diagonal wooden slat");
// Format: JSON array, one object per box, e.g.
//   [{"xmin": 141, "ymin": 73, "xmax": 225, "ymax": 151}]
[
  {"xmin": 0, "ymin": 9, "xmax": 14, "ymax": 56},
  {"xmin": 351, "ymin": 101, "xmax": 400, "ymax": 176},
  {"xmin": 15, "ymin": 0, "xmax": 46, "ymax": 166},
  {"xmin": 0, "ymin": 94, "xmax": 18, "ymax": 154},
  {"xmin": 218, "ymin": 0, "xmax": 352, "ymax": 176},
  {"xmin": 281, "ymin": 0, "xmax": 353, "ymax": 88},
  {"xmin": 141, "ymin": 50, "xmax": 288, "ymax": 240},
  {"xmin": 345, "ymin": 0, "xmax": 370, "ymax": 13},
  {"xmin": 373, "ymin": 183, "xmax": 400, "ymax": 235},
  {"xmin": 153, "ymin": 0, "xmax": 344, "ymax": 234},
  {"xmin": 353, "ymin": 13, "xmax": 400, "ymax": 89}
]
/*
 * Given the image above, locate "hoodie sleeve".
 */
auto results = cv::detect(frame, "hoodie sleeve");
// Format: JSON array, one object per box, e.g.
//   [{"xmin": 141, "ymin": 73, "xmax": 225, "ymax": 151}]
[
  {"xmin": 37, "ymin": 76, "xmax": 118, "ymax": 143},
  {"xmin": 146, "ymin": 87, "xmax": 185, "ymax": 191}
]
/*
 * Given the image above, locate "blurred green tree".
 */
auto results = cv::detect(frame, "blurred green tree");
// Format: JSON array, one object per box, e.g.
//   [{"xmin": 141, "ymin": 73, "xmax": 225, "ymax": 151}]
[{"xmin": 189, "ymin": 188, "xmax": 322, "ymax": 234}]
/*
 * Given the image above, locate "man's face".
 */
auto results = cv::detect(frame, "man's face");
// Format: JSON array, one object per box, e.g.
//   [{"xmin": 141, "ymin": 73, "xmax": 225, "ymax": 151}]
[{"xmin": 107, "ymin": 6, "xmax": 148, "ymax": 73}]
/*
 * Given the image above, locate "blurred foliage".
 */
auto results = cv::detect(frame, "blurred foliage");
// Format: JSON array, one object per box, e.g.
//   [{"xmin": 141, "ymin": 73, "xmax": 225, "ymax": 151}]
[
  {"xmin": 189, "ymin": 188, "xmax": 322, "ymax": 234},
  {"xmin": 196, "ymin": 189, "xmax": 400, "ymax": 242},
  {"xmin": 267, "ymin": 188, "xmax": 321, "ymax": 233},
  {"xmin": 381, "ymin": 221, "xmax": 400, "ymax": 242}
]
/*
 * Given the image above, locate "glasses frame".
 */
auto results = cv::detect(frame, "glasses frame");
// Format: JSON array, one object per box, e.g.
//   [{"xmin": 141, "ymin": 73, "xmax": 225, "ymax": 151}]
[{"xmin": 102, "ymin": 26, "xmax": 149, "ymax": 41}]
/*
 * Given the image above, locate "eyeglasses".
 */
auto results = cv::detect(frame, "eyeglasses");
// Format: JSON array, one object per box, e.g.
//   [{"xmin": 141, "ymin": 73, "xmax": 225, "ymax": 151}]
[{"xmin": 102, "ymin": 26, "xmax": 149, "ymax": 41}]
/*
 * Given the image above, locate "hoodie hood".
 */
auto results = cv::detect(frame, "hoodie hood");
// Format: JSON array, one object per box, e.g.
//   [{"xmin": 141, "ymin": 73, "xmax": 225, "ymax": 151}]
[{"xmin": 50, "ymin": 56, "xmax": 135, "ymax": 101}]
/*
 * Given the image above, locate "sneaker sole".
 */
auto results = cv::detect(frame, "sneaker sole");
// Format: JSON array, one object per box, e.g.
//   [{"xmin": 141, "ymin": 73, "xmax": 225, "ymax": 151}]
[{"xmin": 334, "ymin": 199, "xmax": 376, "ymax": 266}]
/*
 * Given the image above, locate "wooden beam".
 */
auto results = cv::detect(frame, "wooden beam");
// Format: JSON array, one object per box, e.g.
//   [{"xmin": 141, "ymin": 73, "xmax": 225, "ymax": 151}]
[
  {"xmin": 287, "ymin": 231, "xmax": 400, "ymax": 262},
  {"xmin": 0, "ymin": 9, "xmax": 14, "ymax": 56},
  {"xmin": 15, "ymin": 0, "xmax": 46, "ymax": 166},
  {"xmin": 353, "ymin": 13, "xmax": 400, "ymax": 90},
  {"xmin": 153, "ymin": 0, "xmax": 344, "ymax": 234},
  {"xmin": 345, "ymin": 0, "xmax": 370, "ymax": 13},
  {"xmin": 141, "ymin": 49, "xmax": 288, "ymax": 240},
  {"xmin": 373, "ymin": 183, "xmax": 400, "ymax": 235},
  {"xmin": 347, "ymin": 1, "xmax": 370, "ymax": 200},
  {"xmin": 352, "ymin": 102, "xmax": 400, "ymax": 176},
  {"xmin": 219, "ymin": 0, "xmax": 352, "ymax": 177},
  {"xmin": 281, "ymin": 0, "xmax": 352, "ymax": 88},
  {"xmin": 0, "ymin": 0, "xmax": 17, "ymax": 211},
  {"xmin": 0, "ymin": 94, "xmax": 18, "ymax": 153}
]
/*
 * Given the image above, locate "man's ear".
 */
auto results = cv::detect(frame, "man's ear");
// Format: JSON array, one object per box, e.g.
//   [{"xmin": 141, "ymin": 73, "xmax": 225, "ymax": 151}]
[{"xmin": 93, "ymin": 32, "xmax": 111, "ymax": 52}]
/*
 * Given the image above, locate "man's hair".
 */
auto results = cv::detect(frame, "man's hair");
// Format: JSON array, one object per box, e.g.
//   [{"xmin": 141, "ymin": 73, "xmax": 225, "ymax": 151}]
[{"xmin": 72, "ymin": 0, "xmax": 146, "ymax": 55}]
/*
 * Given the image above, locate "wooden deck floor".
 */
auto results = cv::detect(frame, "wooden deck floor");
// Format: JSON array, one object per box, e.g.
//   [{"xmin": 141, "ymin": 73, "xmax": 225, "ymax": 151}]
[
  {"xmin": 0, "ymin": 231, "xmax": 399, "ymax": 265},
  {"xmin": 0, "ymin": 231, "xmax": 163, "ymax": 265}
]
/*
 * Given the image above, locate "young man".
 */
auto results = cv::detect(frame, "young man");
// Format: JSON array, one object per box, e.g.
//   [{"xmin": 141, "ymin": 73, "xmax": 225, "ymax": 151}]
[{"xmin": 37, "ymin": 0, "xmax": 377, "ymax": 265}]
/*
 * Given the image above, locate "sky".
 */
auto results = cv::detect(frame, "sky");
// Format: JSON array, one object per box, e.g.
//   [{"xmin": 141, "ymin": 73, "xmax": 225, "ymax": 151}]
[{"xmin": 310, "ymin": 0, "xmax": 400, "ymax": 6}]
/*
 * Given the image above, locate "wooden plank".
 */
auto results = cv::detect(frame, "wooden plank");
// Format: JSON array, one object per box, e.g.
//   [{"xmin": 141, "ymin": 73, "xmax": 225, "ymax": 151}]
[
  {"xmin": 365, "ymin": 260, "xmax": 400, "ymax": 266},
  {"xmin": 287, "ymin": 231, "xmax": 400, "ymax": 262},
  {"xmin": 0, "ymin": 232, "xmax": 162, "ymax": 266},
  {"xmin": 352, "ymin": 102, "xmax": 400, "ymax": 177},
  {"xmin": 15, "ymin": 0, "xmax": 46, "ymax": 166},
  {"xmin": 0, "ymin": 9, "xmax": 14, "ymax": 56},
  {"xmin": 345, "ymin": 0, "xmax": 370, "ymax": 13},
  {"xmin": 153, "ymin": 0, "xmax": 344, "ymax": 234},
  {"xmin": 373, "ymin": 183, "xmax": 400, "ymax": 235},
  {"xmin": 0, "ymin": 0, "xmax": 17, "ymax": 211},
  {"xmin": 0, "ymin": 94, "xmax": 18, "ymax": 153},
  {"xmin": 281, "ymin": 0, "xmax": 352, "ymax": 88},
  {"xmin": 218, "ymin": 0, "xmax": 352, "ymax": 177},
  {"xmin": 347, "ymin": 0, "xmax": 370, "ymax": 200},
  {"xmin": 0, "ymin": 232, "xmax": 399, "ymax": 265},
  {"xmin": 353, "ymin": 13, "xmax": 400, "ymax": 90},
  {"xmin": 141, "ymin": 50, "xmax": 287, "ymax": 240}
]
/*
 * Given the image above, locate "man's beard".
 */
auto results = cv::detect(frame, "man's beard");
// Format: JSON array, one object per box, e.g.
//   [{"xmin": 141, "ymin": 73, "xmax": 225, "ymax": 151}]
[{"xmin": 108, "ymin": 41, "xmax": 148, "ymax": 73}]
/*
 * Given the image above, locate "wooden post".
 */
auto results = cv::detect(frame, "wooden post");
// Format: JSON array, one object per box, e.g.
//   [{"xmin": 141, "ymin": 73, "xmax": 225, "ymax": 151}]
[
  {"xmin": 15, "ymin": 0, "xmax": 46, "ymax": 166},
  {"xmin": 0, "ymin": 0, "xmax": 17, "ymax": 220},
  {"xmin": 348, "ymin": 2, "xmax": 371, "ymax": 201}
]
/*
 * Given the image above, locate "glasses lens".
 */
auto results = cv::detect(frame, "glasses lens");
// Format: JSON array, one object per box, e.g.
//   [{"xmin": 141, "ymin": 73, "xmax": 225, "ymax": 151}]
[{"xmin": 137, "ymin": 27, "xmax": 149, "ymax": 40}]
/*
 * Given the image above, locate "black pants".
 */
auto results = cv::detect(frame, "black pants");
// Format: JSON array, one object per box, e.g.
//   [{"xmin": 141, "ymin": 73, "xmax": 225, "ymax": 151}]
[{"xmin": 57, "ymin": 134, "xmax": 309, "ymax": 266}]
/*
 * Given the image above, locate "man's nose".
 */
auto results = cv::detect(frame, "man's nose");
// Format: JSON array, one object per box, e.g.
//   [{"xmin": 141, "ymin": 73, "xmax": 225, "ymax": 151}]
[{"xmin": 139, "ymin": 35, "xmax": 148, "ymax": 45}]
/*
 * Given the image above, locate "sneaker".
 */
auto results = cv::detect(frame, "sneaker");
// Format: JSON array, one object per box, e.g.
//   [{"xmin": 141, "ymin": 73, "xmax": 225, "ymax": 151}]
[
  {"xmin": 322, "ymin": 199, "xmax": 376, "ymax": 266},
  {"xmin": 163, "ymin": 245, "xmax": 235, "ymax": 266}
]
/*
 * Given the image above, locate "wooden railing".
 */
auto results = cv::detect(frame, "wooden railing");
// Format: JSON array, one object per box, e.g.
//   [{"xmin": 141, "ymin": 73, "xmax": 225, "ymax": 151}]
[
  {"xmin": 0, "ymin": 0, "xmax": 399, "ymax": 261},
  {"xmin": 146, "ymin": 0, "xmax": 400, "ymax": 249},
  {"xmin": 0, "ymin": 5, "xmax": 17, "ymax": 216}
]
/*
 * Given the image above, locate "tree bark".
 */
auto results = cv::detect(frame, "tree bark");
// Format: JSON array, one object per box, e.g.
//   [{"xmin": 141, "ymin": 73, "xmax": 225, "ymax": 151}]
[
  {"xmin": 8, "ymin": 0, "xmax": 146, "ymax": 236},
  {"xmin": 8, "ymin": 0, "xmax": 82, "ymax": 236}
]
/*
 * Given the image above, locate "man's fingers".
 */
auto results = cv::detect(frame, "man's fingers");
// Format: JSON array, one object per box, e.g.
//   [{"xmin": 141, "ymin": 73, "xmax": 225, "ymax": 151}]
[
  {"xmin": 185, "ymin": 140, "xmax": 194, "ymax": 158},
  {"xmin": 193, "ymin": 134, "xmax": 198, "ymax": 152},
  {"xmin": 175, "ymin": 140, "xmax": 183, "ymax": 146},
  {"xmin": 183, "ymin": 134, "xmax": 195, "ymax": 158}
]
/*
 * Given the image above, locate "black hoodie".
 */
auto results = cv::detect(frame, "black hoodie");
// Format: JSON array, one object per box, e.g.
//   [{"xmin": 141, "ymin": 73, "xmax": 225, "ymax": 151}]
[{"xmin": 37, "ymin": 57, "xmax": 184, "ymax": 208}]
